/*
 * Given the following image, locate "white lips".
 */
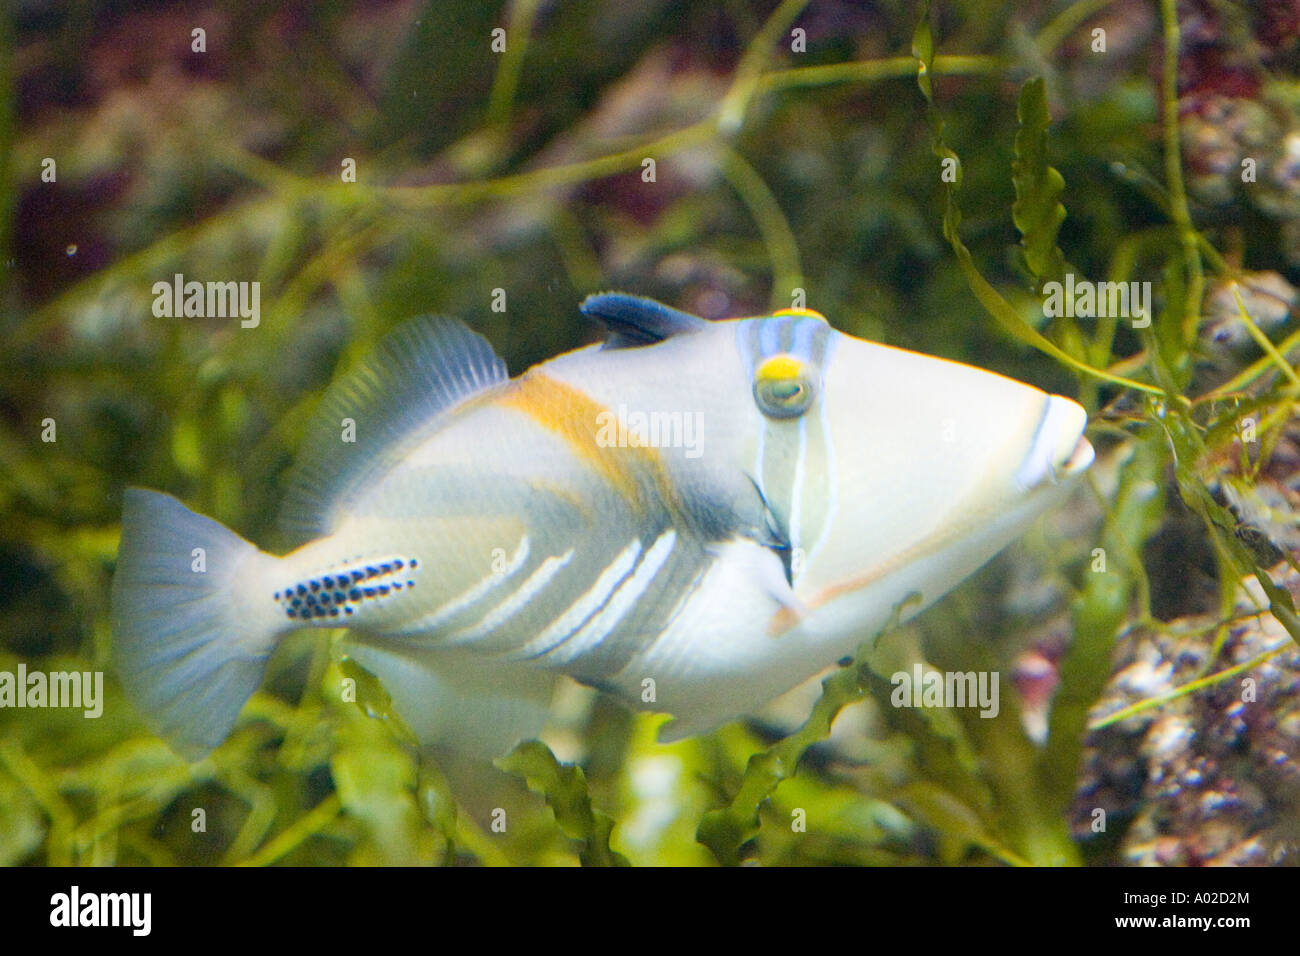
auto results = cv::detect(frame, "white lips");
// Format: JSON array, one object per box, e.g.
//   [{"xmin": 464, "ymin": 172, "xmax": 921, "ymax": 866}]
[{"xmin": 1014, "ymin": 395, "xmax": 1095, "ymax": 490}]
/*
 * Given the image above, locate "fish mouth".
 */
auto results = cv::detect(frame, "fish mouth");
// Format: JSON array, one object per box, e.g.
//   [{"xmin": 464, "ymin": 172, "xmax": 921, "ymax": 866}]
[
  {"xmin": 1014, "ymin": 395, "xmax": 1095, "ymax": 490},
  {"xmin": 1058, "ymin": 431, "xmax": 1096, "ymax": 478}
]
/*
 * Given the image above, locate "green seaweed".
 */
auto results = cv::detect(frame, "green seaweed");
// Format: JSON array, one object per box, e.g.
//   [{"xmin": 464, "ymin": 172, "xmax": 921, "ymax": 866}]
[
  {"xmin": 496, "ymin": 741, "xmax": 628, "ymax": 867},
  {"xmin": 1012, "ymin": 77, "xmax": 1070, "ymax": 287}
]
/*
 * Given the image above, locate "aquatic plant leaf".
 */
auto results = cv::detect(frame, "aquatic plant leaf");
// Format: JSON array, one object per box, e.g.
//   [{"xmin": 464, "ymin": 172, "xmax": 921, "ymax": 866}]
[
  {"xmin": 893, "ymin": 781, "xmax": 997, "ymax": 865},
  {"xmin": 496, "ymin": 740, "xmax": 628, "ymax": 867},
  {"xmin": 696, "ymin": 594, "xmax": 920, "ymax": 865},
  {"xmin": 696, "ymin": 658, "xmax": 877, "ymax": 864},
  {"xmin": 911, "ymin": 0, "xmax": 935, "ymax": 103},
  {"xmin": 911, "ymin": 9, "xmax": 1159, "ymax": 395},
  {"xmin": 0, "ymin": 770, "xmax": 45, "ymax": 865},
  {"xmin": 330, "ymin": 736, "xmax": 427, "ymax": 865},
  {"xmin": 1045, "ymin": 434, "xmax": 1166, "ymax": 809},
  {"xmin": 1164, "ymin": 414, "xmax": 1300, "ymax": 646},
  {"xmin": 1012, "ymin": 77, "xmax": 1068, "ymax": 285}
]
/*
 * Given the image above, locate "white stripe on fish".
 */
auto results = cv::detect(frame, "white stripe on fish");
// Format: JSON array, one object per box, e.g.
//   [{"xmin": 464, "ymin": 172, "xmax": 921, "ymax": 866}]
[
  {"xmin": 404, "ymin": 534, "xmax": 531, "ymax": 633},
  {"xmin": 444, "ymin": 547, "xmax": 575, "ymax": 646},
  {"xmin": 539, "ymin": 529, "xmax": 677, "ymax": 666},
  {"xmin": 515, "ymin": 538, "xmax": 644, "ymax": 660}
]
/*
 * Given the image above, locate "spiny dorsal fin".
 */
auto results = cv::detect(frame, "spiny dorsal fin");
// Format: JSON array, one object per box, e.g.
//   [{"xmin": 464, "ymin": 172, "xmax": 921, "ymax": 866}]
[
  {"xmin": 279, "ymin": 315, "xmax": 508, "ymax": 544},
  {"xmin": 580, "ymin": 292, "xmax": 710, "ymax": 348}
]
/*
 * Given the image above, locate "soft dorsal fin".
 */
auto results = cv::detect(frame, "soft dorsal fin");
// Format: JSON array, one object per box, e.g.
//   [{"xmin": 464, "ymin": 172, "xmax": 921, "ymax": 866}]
[
  {"xmin": 580, "ymin": 292, "xmax": 710, "ymax": 348},
  {"xmin": 279, "ymin": 315, "xmax": 508, "ymax": 544}
]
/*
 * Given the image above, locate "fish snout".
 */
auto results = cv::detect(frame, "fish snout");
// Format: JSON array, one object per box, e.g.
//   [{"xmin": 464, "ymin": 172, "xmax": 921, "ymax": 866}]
[{"xmin": 1013, "ymin": 395, "xmax": 1095, "ymax": 490}]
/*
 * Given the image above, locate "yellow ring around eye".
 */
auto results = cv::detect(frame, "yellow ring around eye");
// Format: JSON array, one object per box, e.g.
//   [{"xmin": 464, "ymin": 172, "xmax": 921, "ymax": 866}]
[
  {"xmin": 756, "ymin": 354, "xmax": 806, "ymax": 382},
  {"xmin": 754, "ymin": 354, "xmax": 814, "ymax": 418}
]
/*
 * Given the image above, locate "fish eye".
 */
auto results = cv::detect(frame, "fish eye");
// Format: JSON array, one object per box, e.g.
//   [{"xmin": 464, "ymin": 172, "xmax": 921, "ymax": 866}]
[{"xmin": 753, "ymin": 354, "xmax": 815, "ymax": 418}]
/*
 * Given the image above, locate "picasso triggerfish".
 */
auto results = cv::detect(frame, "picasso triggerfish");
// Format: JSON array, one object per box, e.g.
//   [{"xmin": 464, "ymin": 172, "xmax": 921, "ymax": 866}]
[{"xmin": 110, "ymin": 293, "xmax": 1094, "ymax": 760}]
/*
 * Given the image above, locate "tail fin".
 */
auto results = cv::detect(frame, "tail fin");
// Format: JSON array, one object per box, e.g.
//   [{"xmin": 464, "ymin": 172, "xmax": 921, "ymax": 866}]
[{"xmin": 110, "ymin": 488, "xmax": 284, "ymax": 761}]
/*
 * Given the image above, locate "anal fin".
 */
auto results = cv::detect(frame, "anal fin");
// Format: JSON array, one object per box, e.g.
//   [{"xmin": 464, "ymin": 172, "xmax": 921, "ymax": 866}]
[{"xmin": 342, "ymin": 639, "xmax": 557, "ymax": 759}]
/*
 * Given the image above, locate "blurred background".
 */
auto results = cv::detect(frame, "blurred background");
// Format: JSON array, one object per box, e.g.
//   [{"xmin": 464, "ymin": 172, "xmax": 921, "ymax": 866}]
[{"xmin": 3, "ymin": 0, "xmax": 1300, "ymax": 866}]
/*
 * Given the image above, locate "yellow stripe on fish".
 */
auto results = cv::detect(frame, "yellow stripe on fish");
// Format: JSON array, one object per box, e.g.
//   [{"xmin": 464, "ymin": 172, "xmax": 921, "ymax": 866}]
[{"xmin": 496, "ymin": 370, "xmax": 685, "ymax": 522}]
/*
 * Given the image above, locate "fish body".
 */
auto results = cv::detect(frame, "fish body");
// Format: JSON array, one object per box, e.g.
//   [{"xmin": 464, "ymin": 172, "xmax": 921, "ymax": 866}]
[{"xmin": 111, "ymin": 294, "xmax": 1094, "ymax": 760}]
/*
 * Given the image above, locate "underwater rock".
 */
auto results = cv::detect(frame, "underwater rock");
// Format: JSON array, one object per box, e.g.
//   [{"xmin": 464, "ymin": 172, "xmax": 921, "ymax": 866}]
[
  {"xmin": 1071, "ymin": 561, "xmax": 1300, "ymax": 865},
  {"xmin": 1177, "ymin": 1, "xmax": 1300, "ymax": 260},
  {"xmin": 1200, "ymin": 271, "xmax": 1296, "ymax": 354}
]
